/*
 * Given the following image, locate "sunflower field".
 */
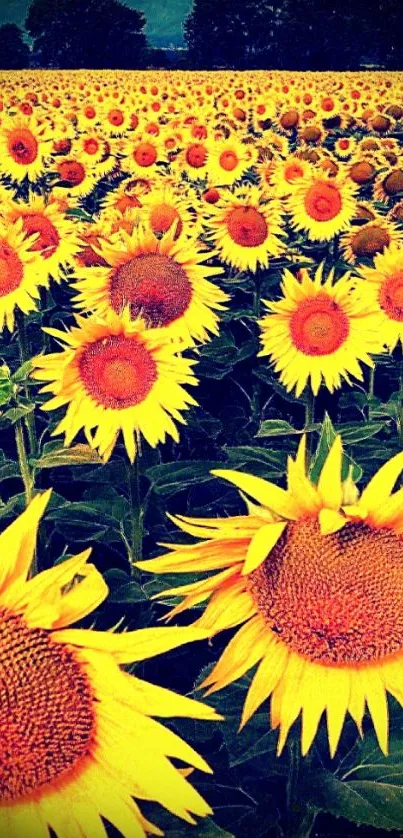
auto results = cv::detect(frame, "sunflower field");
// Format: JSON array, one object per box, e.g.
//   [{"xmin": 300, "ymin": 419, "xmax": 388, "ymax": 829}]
[{"xmin": 2, "ymin": 68, "xmax": 403, "ymax": 838}]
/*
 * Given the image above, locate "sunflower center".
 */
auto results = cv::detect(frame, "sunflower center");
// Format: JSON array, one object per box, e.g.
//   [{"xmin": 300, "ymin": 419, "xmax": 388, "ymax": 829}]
[
  {"xmin": 133, "ymin": 143, "xmax": 157, "ymax": 167},
  {"xmin": 219, "ymin": 150, "xmax": 238, "ymax": 171},
  {"xmin": 351, "ymin": 225, "xmax": 390, "ymax": 257},
  {"xmin": 83, "ymin": 138, "xmax": 99, "ymax": 155},
  {"xmin": 0, "ymin": 608, "xmax": 95, "ymax": 802},
  {"xmin": 108, "ymin": 109, "xmax": 124, "ymax": 126},
  {"xmin": 379, "ymin": 271, "xmax": 403, "ymax": 320},
  {"xmin": 79, "ymin": 334, "xmax": 157, "ymax": 408},
  {"xmin": 58, "ymin": 160, "xmax": 86, "ymax": 186},
  {"xmin": 290, "ymin": 293, "xmax": 349, "ymax": 355},
  {"xmin": 22, "ymin": 214, "xmax": 60, "ymax": 259},
  {"xmin": 226, "ymin": 206, "xmax": 268, "ymax": 247},
  {"xmin": 304, "ymin": 182, "xmax": 342, "ymax": 222},
  {"xmin": 109, "ymin": 253, "xmax": 192, "ymax": 327},
  {"xmin": 284, "ymin": 162, "xmax": 304, "ymax": 182},
  {"xmin": 8, "ymin": 128, "xmax": 38, "ymax": 165},
  {"xmin": 185, "ymin": 144, "xmax": 207, "ymax": 168},
  {"xmin": 149, "ymin": 203, "xmax": 183, "ymax": 239},
  {"xmin": 248, "ymin": 519, "xmax": 403, "ymax": 664},
  {"xmin": 0, "ymin": 243, "xmax": 24, "ymax": 296}
]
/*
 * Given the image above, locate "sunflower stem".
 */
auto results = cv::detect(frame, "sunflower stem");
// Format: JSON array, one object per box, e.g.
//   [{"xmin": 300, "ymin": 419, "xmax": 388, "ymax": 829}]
[
  {"xmin": 16, "ymin": 312, "xmax": 38, "ymax": 458},
  {"xmin": 253, "ymin": 272, "xmax": 261, "ymax": 318},
  {"xmin": 127, "ymin": 454, "xmax": 143, "ymax": 575},
  {"xmin": 303, "ymin": 390, "xmax": 315, "ymax": 468},
  {"xmin": 15, "ymin": 419, "xmax": 33, "ymax": 507},
  {"xmin": 286, "ymin": 740, "xmax": 317, "ymax": 838},
  {"xmin": 398, "ymin": 351, "xmax": 403, "ymax": 449}
]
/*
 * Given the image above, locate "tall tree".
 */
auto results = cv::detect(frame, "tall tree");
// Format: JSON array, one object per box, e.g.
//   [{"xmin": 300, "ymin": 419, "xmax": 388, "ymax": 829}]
[
  {"xmin": 184, "ymin": 0, "xmax": 276, "ymax": 69},
  {"xmin": 26, "ymin": 0, "xmax": 148, "ymax": 69},
  {"xmin": 0, "ymin": 24, "xmax": 30, "ymax": 69}
]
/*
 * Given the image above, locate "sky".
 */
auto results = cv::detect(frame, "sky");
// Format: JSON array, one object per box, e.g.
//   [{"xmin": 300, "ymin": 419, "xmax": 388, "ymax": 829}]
[{"xmin": 0, "ymin": 0, "xmax": 192, "ymax": 47}]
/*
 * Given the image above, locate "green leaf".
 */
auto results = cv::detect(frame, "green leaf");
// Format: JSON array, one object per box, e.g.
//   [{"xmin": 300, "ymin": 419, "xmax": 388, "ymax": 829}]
[
  {"xmin": 334, "ymin": 421, "xmax": 386, "ymax": 444},
  {"xmin": 146, "ymin": 461, "xmax": 219, "ymax": 495},
  {"xmin": 309, "ymin": 413, "xmax": 337, "ymax": 483},
  {"xmin": 256, "ymin": 419, "xmax": 305, "ymax": 437},
  {"xmin": 0, "ymin": 404, "xmax": 35, "ymax": 426},
  {"xmin": 32, "ymin": 444, "xmax": 102, "ymax": 469},
  {"xmin": 300, "ymin": 768, "xmax": 403, "ymax": 830},
  {"xmin": 12, "ymin": 359, "xmax": 33, "ymax": 383}
]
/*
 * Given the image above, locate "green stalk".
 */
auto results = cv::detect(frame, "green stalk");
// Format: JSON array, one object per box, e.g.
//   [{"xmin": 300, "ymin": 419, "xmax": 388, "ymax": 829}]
[
  {"xmin": 15, "ymin": 419, "xmax": 33, "ymax": 506},
  {"xmin": 253, "ymin": 271, "xmax": 262, "ymax": 318},
  {"xmin": 16, "ymin": 312, "xmax": 38, "ymax": 457},
  {"xmin": 398, "ymin": 353, "xmax": 403, "ymax": 448},
  {"xmin": 126, "ymin": 454, "xmax": 143, "ymax": 575},
  {"xmin": 304, "ymin": 390, "xmax": 315, "ymax": 468},
  {"xmin": 286, "ymin": 740, "xmax": 317, "ymax": 838}
]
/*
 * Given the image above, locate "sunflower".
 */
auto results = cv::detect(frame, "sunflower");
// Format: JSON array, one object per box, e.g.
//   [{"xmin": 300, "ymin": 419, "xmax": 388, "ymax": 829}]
[
  {"xmin": 122, "ymin": 135, "xmax": 165, "ymax": 178},
  {"xmin": 0, "ymin": 219, "xmax": 46, "ymax": 332},
  {"xmin": 206, "ymin": 137, "xmax": 256, "ymax": 186},
  {"xmin": 287, "ymin": 171, "xmax": 357, "ymax": 242},
  {"xmin": 356, "ymin": 243, "xmax": 403, "ymax": 350},
  {"xmin": 180, "ymin": 141, "xmax": 210, "ymax": 180},
  {"xmin": 138, "ymin": 437, "xmax": 403, "ymax": 758},
  {"xmin": 72, "ymin": 225, "xmax": 227, "ymax": 346},
  {"xmin": 32, "ymin": 310, "xmax": 200, "ymax": 462},
  {"xmin": 0, "ymin": 491, "xmax": 219, "ymax": 834},
  {"xmin": 268, "ymin": 155, "xmax": 312, "ymax": 198},
  {"xmin": 53, "ymin": 157, "xmax": 97, "ymax": 198},
  {"xmin": 373, "ymin": 166, "xmax": 403, "ymax": 203},
  {"xmin": 340, "ymin": 216, "xmax": 401, "ymax": 264},
  {"xmin": 140, "ymin": 185, "xmax": 202, "ymax": 242},
  {"xmin": 0, "ymin": 115, "xmax": 51, "ymax": 182},
  {"xmin": 205, "ymin": 185, "xmax": 284, "ymax": 273},
  {"xmin": 4, "ymin": 195, "xmax": 80, "ymax": 283},
  {"xmin": 258, "ymin": 264, "xmax": 383, "ymax": 396}
]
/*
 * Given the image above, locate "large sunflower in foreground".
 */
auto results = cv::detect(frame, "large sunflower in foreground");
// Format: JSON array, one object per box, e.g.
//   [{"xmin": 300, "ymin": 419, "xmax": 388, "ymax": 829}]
[
  {"xmin": 138, "ymin": 438, "xmax": 403, "ymax": 758},
  {"xmin": 258, "ymin": 264, "xmax": 383, "ymax": 396},
  {"xmin": 205, "ymin": 185, "xmax": 285, "ymax": 273},
  {"xmin": 356, "ymin": 243, "xmax": 403, "ymax": 349},
  {"xmin": 0, "ymin": 220, "xmax": 45, "ymax": 332},
  {"xmin": 0, "ymin": 491, "xmax": 218, "ymax": 835},
  {"xmin": 287, "ymin": 171, "xmax": 357, "ymax": 241},
  {"xmin": 72, "ymin": 226, "xmax": 228, "ymax": 347},
  {"xmin": 32, "ymin": 311, "xmax": 198, "ymax": 462}
]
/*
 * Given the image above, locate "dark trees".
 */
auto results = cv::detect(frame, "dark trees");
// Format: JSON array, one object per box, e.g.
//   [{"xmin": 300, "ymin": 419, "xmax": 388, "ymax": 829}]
[
  {"xmin": 25, "ymin": 0, "xmax": 148, "ymax": 69},
  {"xmin": 0, "ymin": 24, "xmax": 31, "ymax": 69}
]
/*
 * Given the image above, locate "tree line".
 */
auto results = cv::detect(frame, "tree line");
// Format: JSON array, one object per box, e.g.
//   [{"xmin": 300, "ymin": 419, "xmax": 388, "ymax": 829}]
[{"xmin": 0, "ymin": 0, "xmax": 400, "ymax": 71}]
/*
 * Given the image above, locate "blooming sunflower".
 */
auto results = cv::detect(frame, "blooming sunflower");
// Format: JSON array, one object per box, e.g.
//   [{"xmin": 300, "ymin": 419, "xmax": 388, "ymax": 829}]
[
  {"xmin": 139, "ymin": 185, "xmax": 202, "ymax": 243},
  {"xmin": 137, "ymin": 437, "xmax": 403, "ymax": 758},
  {"xmin": 0, "ymin": 115, "xmax": 51, "ymax": 182},
  {"xmin": 4, "ymin": 195, "xmax": 80, "ymax": 283},
  {"xmin": 258, "ymin": 264, "xmax": 383, "ymax": 396},
  {"xmin": 72, "ymin": 225, "xmax": 227, "ymax": 346},
  {"xmin": 0, "ymin": 491, "xmax": 219, "ymax": 834},
  {"xmin": 0, "ymin": 219, "xmax": 45, "ymax": 332},
  {"xmin": 340, "ymin": 216, "xmax": 401, "ymax": 264},
  {"xmin": 356, "ymin": 243, "xmax": 403, "ymax": 350},
  {"xmin": 287, "ymin": 171, "xmax": 357, "ymax": 241},
  {"xmin": 206, "ymin": 137, "xmax": 256, "ymax": 186},
  {"xmin": 205, "ymin": 185, "xmax": 284, "ymax": 273},
  {"xmin": 54, "ymin": 157, "xmax": 97, "ymax": 198},
  {"xmin": 32, "ymin": 310, "xmax": 200, "ymax": 462}
]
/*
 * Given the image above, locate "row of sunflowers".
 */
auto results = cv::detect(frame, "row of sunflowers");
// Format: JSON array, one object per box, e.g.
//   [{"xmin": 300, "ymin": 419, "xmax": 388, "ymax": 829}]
[{"xmin": 1, "ymin": 68, "xmax": 403, "ymax": 837}]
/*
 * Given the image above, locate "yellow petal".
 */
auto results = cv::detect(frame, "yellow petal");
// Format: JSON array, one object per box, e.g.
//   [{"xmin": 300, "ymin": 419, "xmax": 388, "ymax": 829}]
[
  {"xmin": 211, "ymin": 469, "xmax": 299, "ymax": 519},
  {"xmin": 317, "ymin": 436, "xmax": 343, "ymax": 510},
  {"xmin": 241, "ymin": 639, "xmax": 288, "ymax": 727},
  {"xmin": 360, "ymin": 450, "xmax": 403, "ymax": 513},
  {"xmin": 52, "ymin": 625, "xmax": 209, "ymax": 663},
  {"xmin": 0, "ymin": 490, "xmax": 52, "ymax": 589},
  {"xmin": 326, "ymin": 668, "xmax": 351, "ymax": 758},
  {"xmin": 243, "ymin": 522, "xmax": 286, "ymax": 575},
  {"xmin": 364, "ymin": 669, "xmax": 389, "ymax": 755},
  {"xmin": 318, "ymin": 508, "xmax": 348, "ymax": 535}
]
